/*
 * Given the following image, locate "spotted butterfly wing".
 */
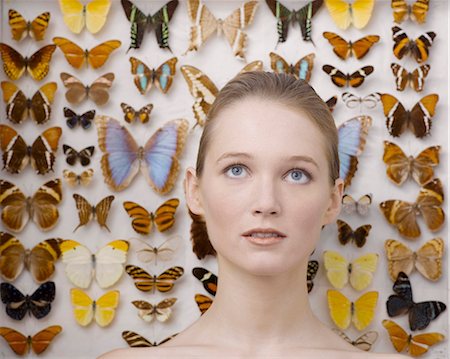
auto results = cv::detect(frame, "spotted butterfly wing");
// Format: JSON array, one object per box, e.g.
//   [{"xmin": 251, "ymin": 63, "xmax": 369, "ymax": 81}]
[{"xmin": 307, "ymin": 260, "xmax": 319, "ymax": 293}]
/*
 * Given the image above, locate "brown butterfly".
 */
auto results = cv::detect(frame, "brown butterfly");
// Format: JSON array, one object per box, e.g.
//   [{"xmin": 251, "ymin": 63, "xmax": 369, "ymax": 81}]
[
  {"xmin": 392, "ymin": 26, "xmax": 435, "ymax": 63},
  {"xmin": 379, "ymin": 93, "xmax": 439, "ymax": 138},
  {"xmin": 1, "ymin": 81, "xmax": 57, "ymax": 124},
  {"xmin": 130, "ymin": 57, "xmax": 177, "ymax": 95},
  {"xmin": 270, "ymin": 52, "xmax": 314, "ymax": 82},
  {"xmin": 323, "ymin": 32, "xmax": 380, "ymax": 60},
  {"xmin": 63, "ymin": 145, "xmax": 95, "ymax": 166},
  {"xmin": 0, "ymin": 43, "xmax": 56, "ymax": 81},
  {"xmin": 383, "ymin": 141, "xmax": 440, "ymax": 186},
  {"xmin": 380, "ymin": 178, "xmax": 445, "ymax": 239},
  {"xmin": 391, "ymin": 63, "xmax": 430, "ymax": 92},
  {"xmin": 391, "ymin": 0, "xmax": 430, "ymax": 24},
  {"xmin": 332, "ymin": 329, "xmax": 378, "ymax": 352},
  {"xmin": 122, "ymin": 330, "xmax": 177, "ymax": 348},
  {"xmin": 325, "ymin": 96, "xmax": 338, "ymax": 112},
  {"xmin": 131, "ymin": 298, "xmax": 177, "ymax": 323},
  {"xmin": 0, "ymin": 232, "xmax": 62, "ymax": 282},
  {"xmin": 8, "ymin": 9, "xmax": 51, "ymax": 41},
  {"xmin": 53, "ymin": 37, "xmax": 121, "ymax": 69},
  {"xmin": 194, "ymin": 293, "xmax": 213, "ymax": 315},
  {"xmin": 125, "ymin": 265, "xmax": 184, "ymax": 293},
  {"xmin": 0, "ymin": 179, "xmax": 62, "ymax": 232},
  {"xmin": 322, "ymin": 65, "xmax": 374, "ymax": 88},
  {"xmin": 0, "ymin": 125, "xmax": 61, "ymax": 175},
  {"xmin": 121, "ymin": 103, "xmax": 153, "ymax": 124},
  {"xmin": 60, "ymin": 72, "xmax": 114, "ymax": 106},
  {"xmin": 188, "ymin": 208, "xmax": 216, "ymax": 259},
  {"xmin": 0, "ymin": 326, "xmax": 62, "ymax": 356},
  {"xmin": 63, "ymin": 169, "xmax": 94, "ymax": 187},
  {"xmin": 336, "ymin": 219, "xmax": 372, "ymax": 248},
  {"xmin": 73, "ymin": 194, "xmax": 114, "ymax": 232}
]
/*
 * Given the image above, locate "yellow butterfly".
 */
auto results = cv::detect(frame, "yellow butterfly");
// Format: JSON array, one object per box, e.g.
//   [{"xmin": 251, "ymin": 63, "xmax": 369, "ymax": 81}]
[
  {"xmin": 8, "ymin": 9, "xmax": 50, "ymax": 41},
  {"xmin": 325, "ymin": 0, "xmax": 375, "ymax": 29},
  {"xmin": 324, "ymin": 251, "xmax": 378, "ymax": 291},
  {"xmin": 59, "ymin": 0, "xmax": 111, "ymax": 34},
  {"xmin": 327, "ymin": 290, "xmax": 378, "ymax": 331},
  {"xmin": 70, "ymin": 288, "xmax": 119, "ymax": 327}
]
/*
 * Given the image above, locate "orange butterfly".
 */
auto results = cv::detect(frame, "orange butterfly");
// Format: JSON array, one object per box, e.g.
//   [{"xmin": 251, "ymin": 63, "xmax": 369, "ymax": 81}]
[
  {"xmin": 194, "ymin": 294, "xmax": 213, "ymax": 315},
  {"xmin": 392, "ymin": 26, "xmax": 435, "ymax": 63},
  {"xmin": 8, "ymin": 9, "xmax": 50, "ymax": 41},
  {"xmin": 322, "ymin": 65, "xmax": 374, "ymax": 88},
  {"xmin": 391, "ymin": 0, "xmax": 430, "ymax": 24},
  {"xmin": 0, "ymin": 326, "xmax": 62, "ymax": 356},
  {"xmin": 323, "ymin": 32, "xmax": 380, "ymax": 60}
]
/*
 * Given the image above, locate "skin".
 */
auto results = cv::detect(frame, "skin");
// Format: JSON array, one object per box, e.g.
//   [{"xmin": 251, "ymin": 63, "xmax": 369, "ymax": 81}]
[{"xmin": 100, "ymin": 98, "xmax": 407, "ymax": 359}]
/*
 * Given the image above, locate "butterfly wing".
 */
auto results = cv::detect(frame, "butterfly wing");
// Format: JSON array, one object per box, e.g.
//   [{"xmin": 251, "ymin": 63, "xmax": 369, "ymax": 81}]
[
  {"xmin": 351, "ymin": 35, "xmax": 380, "ymax": 59},
  {"xmin": 324, "ymin": 251, "xmax": 349, "ymax": 289},
  {"xmin": 408, "ymin": 94, "xmax": 439, "ymax": 138},
  {"xmin": 384, "ymin": 239, "xmax": 415, "ymax": 281},
  {"xmin": 126, "ymin": 265, "xmax": 155, "ymax": 292},
  {"xmin": 185, "ymin": 0, "xmax": 218, "ymax": 54},
  {"xmin": 352, "ymin": 331, "xmax": 379, "ymax": 351},
  {"xmin": 72, "ymin": 193, "xmax": 93, "ymax": 232},
  {"xmin": 379, "ymin": 199, "xmax": 419, "ymax": 238},
  {"xmin": 293, "ymin": 53, "xmax": 315, "ymax": 82},
  {"xmin": 63, "ymin": 144, "xmax": 78, "ymax": 165},
  {"xmin": 412, "ymin": 31, "xmax": 436, "ymax": 63},
  {"xmin": 0, "ymin": 181, "xmax": 29, "ymax": 232},
  {"xmin": 70, "ymin": 288, "xmax": 94, "ymax": 326},
  {"xmin": 27, "ymin": 44, "xmax": 56, "ymax": 81},
  {"xmin": 122, "ymin": 331, "xmax": 154, "ymax": 347},
  {"xmin": 356, "ymin": 194, "xmax": 372, "ymax": 216},
  {"xmin": 379, "ymin": 93, "xmax": 409, "ymax": 137},
  {"xmin": 154, "ymin": 198, "xmax": 179, "ymax": 232},
  {"xmin": 391, "ymin": 63, "xmax": 409, "ymax": 91},
  {"xmin": 60, "ymin": 240, "xmax": 94, "ymax": 288},
  {"xmin": 31, "ymin": 82, "xmax": 57, "ymax": 125},
  {"xmin": 350, "ymin": 0, "xmax": 375, "ymax": 29},
  {"xmin": 382, "ymin": 319, "xmax": 410, "ymax": 353},
  {"xmin": 265, "ymin": 0, "xmax": 293, "ymax": 44},
  {"xmin": 60, "ymin": 72, "xmax": 88, "ymax": 104},
  {"xmin": 327, "ymin": 289, "xmax": 352, "ymax": 329},
  {"xmin": 1, "ymin": 81, "xmax": 28, "ymax": 124},
  {"xmin": 29, "ymin": 179, "xmax": 61, "ymax": 232},
  {"xmin": 94, "ymin": 195, "xmax": 114, "ymax": 231},
  {"xmin": 0, "ymin": 327, "xmax": 29, "ymax": 355},
  {"xmin": 295, "ymin": 0, "xmax": 323, "ymax": 42},
  {"xmin": 411, "ymin": 0, "xmax": 430, "ymax": 24},
  {"xmin": 1, "ymin": 282, "xmax": 27, "ymax": 320},
  {"xmin": 78, "ymin": 146, "xmax": 95, "ymax": 166},
  {"xmin": 150, "ymin": 0, "xmax": 179, "ymax": 51},
  {"xmin": 353, "ymin": 291, "xmax": 378, "ymax": 330},
  {"xmin": 410, "ymin": 64, "xmax": 430, "ymax": 92},
  {"xmin": 29, "ymin": 239, "xmax": 62, "ymax": 282},
  {"xmin": 387, "ymin": 272, "xmax": 414, "ymax": 318},
  {"xmin": 270, "ymin": 52, "xmax": 290, "ymax": 75},
  {"xmin": 322, "ymin": 65, "xmax": 348, "ymax": 87},
  {"xmin": 79, "ymin": 169, "xmax": 94, "ymax": 186},
  {"xmin": 85, "ymin": 0, "xmax": 111, "ymax": 34},
  {"xmin": 53, "ymin": 37, "xmax": 86, "ymax": 68},
  {"xmin": 348, "ymin": 66, "xmax": 374, "ymax": 88},
  {"xmin": 132, "ymin": 300, "xmax": 156, "ymax": 322},
  {"xmin": 307, "ymin": 260, "xmax": 319, "ymax": 293},
  {"xmin": 155, "ymin": 266, "xmax": 184, "ymax": 293},
  {"xmin": 325, "ymin": 0, "xmax": 352, "ymax": 29},
  {"xmin": 411, "ymin": 145, "xmax": 440, "ymax": 186},
  {"xmin": 192, "ymin": 267, "xmax": 217, "ymax": 296},
  {"xmin": 0, "ymin": 43, "xmax": 26, "ymax": 80},
  {"xmin": 154, "ymin": 57, "xmax": 178, "ymax": 94},
  {"xmin": 415, "ymin": 238, "xmax": 443, "ymax": 281},
  {"xmin": 123, "ymin": 201, "xmax": 153, "ymax": 235},
  {"xmin": 0, "ymin": 125, "xmax": 29, "ymax": 174},
  {"xmin": 382, "ymin": 141, "xmax": 410, "ymax": 185},
  {"xmin": 154, "ymin": 298, "xmax": 177, "ymax": 322},
  {"xmin": 31, "ymin": 127, "xmax": 62, "ymax": 174},
  {"xmin": 0, "ymin": 232, "xmax": 25, "ymax": 281},
  {"xmin": 59, "ymin": 0, "xmax": 85, "ymax": 33},
  {"xmin": 350, "ymin": 253, "xmax": 378, "ymax": 291},
  {"xmin": 195, "ymin": 294, "xmax": 213, "ymax": 315},
  {"xmin": 409, "ymin": 301, "xmax": 446, "ymax": 331},
  {"xmin": 88, "ymin": 72, "xmax": 114, "ymax": 106},
  {"xmin": 417, "ymin": 178, "xmax": 445, "ymax": 233},
  {"xmin": 341, "ymin": 194, "xmax": 356, "ymax": 214},
  {"xmin": 94, "ymin": 290, "xmax": 120, "ymax": 327},
  {"xmin": 410, "ymin": 332, "xmax": 445, "ymax": 356},
  {"xmin": 323, "ymin": 32, "xmax": 351, "ymax": 60},
  {"xmin": 130, "ymin": 57, "xmax": 154, "ymax": 95},
  {"xmin": 95, "ymin": 240, "xmax": 129, "ymax": 288},
  {"xmin": 121, "ymin": 0, "xmax": 148, "ymax": 51},
  {"xmin": 28, "ymin": 281, "xmax": 56, "ymax": 319}
]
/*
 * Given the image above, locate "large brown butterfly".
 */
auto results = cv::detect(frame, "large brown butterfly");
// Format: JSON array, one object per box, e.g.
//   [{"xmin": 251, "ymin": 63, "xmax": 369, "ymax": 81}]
[
  {"xmin": 8, "ymin": 9, "xmax": 50, "ymax": 41},
  {"xmin": 0, "ymin": 43, "xmax": 56, "ymax": 81},
  {"xmin": 336, "ymin": 219, "xmax": 372, "ymax": 248},
  {"xmin": 383, "ymin": 141, "xmax": 440, "ymax": 186},
  {"xmin": 391, "ymin": 63, "xmax": 430, "ymax": 92},
  {"xmin": 0, "ymin": 179, "xmax": 62, "ymax": 233},
  {"xmin": 270, "ymin": 52, "xmax": 314, "ymax": 82},
  {"xmin": 322, "ymin": 65, "xmax": 374, "ymax": 88},
  {"xmin": 0, "ymin": 125, "xmax": 62, "ymax": 175},
  {"xmin": 122, "ymin": 331, "xmax": 177, "ymax": 348},
  {"xmin": 1, "ymin": 81, "xmax": 57, "ymax": 124},
  {"xmin": 53, "ymin": 37, "xmax": 121, "ymax": 69},
  {"xmin": 392, "ymin": 26, "xmax": 435, "ymax": 63},
  {"xmin": 379, "ymin": 93, "xmax": 439, "ymax": 138},
  {"xmin": 72, "ymin": 194, "xmax": 114, "ymax": 232},
  {"xmin": 121, "ymin": 103, "xmax": 153, "ymax": 124},
  {"xmin": 125, "ymin": 265, "xmax": 184, "ymax": 293},
  {"xmin": 323, "ymin": 32, "xmax": 380, "ymax": 60},
  {"xmin": 391, "ymin": 0, "xmax": 429, "ymax": 24},
  {"xmin": 0, "ymin": 326, "xmax": 62, "ymax": 356},
  {"xmin": 0, "ymin": 232, "xmax": 62, "ymax": 282},
  {"xmin": 380, "ymin": 178, "xmax": 445, "ymax": 239},
  {"xmin": 60, "ymin": 72, "xmax": 114, "ymax": 106}
]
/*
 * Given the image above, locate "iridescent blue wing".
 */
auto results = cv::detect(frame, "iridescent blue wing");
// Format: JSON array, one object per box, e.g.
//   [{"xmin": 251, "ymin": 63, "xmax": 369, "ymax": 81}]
[
  {"xmin": 130, "ymin": 57, "xmax": 154, "ymax": 95},
  {"xmin": 294, "ymin": 53, "xmax": 315, "ymax": 82},
  {"xmin": 154, "ymin": 57, "xmax": 177, "ymax": 94}
]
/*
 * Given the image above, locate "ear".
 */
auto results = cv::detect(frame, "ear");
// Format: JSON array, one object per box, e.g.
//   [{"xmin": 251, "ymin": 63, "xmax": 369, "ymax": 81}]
[
  {"xmin": 322, "ymin": 178, "xmax": 344, "ymax": 226},
  {"xmin": 184, "ymin": 166, "xmax": 205, "ymax": 216}
]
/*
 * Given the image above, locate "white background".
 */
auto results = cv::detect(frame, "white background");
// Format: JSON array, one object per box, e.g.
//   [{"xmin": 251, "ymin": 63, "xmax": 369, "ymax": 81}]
[{"xmin": 0, "ymin": 0, "xmax": 448, "ymax": 358}]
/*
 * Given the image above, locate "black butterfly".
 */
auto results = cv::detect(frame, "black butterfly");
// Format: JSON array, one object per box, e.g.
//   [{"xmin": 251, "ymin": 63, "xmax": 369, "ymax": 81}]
[
  {"xmin": 192, "ymin": 267, "xmax": 217, "ymax": 297},
  {"xmin": 1, "ymin": 282, "xmax": 55, "ymax": 320},
  {"xmin": 386, "ymin": 272, "xmax": 446, "ymax": 331},
  {"xmin": 64, "ymin": 107, "xmax": 95, "ymax": 129},
  {"xmin": 307, "ymin": 260, "xmax": 319, "ymax": 293},
  {"xmin": 63, "ymin": 145, "xmax": 95, "ymax": 166}
]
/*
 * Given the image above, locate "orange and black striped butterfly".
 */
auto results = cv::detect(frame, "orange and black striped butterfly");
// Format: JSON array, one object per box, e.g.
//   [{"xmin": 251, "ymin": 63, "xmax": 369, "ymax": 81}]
[
  {"xmin": 192, "ymin": 267, "xmax": 217, "ymax": 296},
  {"xmin": 392, "ymin": 26, "xmax": 435, "ymax": 63},
  {"xmin": 391, "ymin": 63, "xmax": 430, "ymax": 92},
  {"xmin": 8, "ymin": 9, "xmax": 51, "ymax": 41},
  {"xmin": 122, "ymin": 330, "xmax": 177, "ymax": 347},
  {"xmin": 323, "ymin": 32, "xmax": 380, "ymax": 60},
  {"xmin": 125, "ymin": 265, "xmax": 184, "ymax": 293},
  {"xmin": 322, "ymin": 65, "xmax": 374, "ymax": 88},
  {"xmin": 194, "ymin": 294, "xmax": 213, "ymax": 315},
  {"xmin": 391, "ymin": 0, "xmax": 430, "ymax": 24},
  {"xmin": 0, "ymin": 326, "xmax": 62, "ymax": 356}
]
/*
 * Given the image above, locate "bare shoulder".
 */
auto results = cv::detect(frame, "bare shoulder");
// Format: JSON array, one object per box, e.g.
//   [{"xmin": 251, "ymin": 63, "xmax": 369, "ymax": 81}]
[{"xmin": 98, "ymin": 347, "xmax": 170, "ymax": 359}]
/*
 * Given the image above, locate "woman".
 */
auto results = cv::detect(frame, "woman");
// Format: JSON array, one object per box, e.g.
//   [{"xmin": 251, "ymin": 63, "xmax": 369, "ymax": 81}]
[{"xmin": 101, "ymin": 72, "xmax": 405, "ymax": 358}]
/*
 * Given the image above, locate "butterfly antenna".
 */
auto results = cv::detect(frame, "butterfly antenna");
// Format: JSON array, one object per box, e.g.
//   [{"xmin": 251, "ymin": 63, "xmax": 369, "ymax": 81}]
[
  {"xmin": 73, "ymin": 223, "xmax": 82, "ymax": 233},
  {"xmin": 103, "ymin": 224, "xmax": 111, "ymax": 232}
]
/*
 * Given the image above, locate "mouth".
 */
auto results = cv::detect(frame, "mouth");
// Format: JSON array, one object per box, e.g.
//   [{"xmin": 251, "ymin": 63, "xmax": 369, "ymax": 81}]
[{"xmin": 241, "ymin": 228, "xmax": 286, "ymax": 245}]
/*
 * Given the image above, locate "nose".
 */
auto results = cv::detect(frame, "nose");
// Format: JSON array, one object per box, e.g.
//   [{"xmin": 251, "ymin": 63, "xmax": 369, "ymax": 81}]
[{"xmin": 251, "ymin": 176, "xmax": 281, "ymax": 216}]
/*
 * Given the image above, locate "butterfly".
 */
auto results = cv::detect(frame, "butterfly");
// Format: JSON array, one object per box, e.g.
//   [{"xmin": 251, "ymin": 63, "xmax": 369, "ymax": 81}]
[
  {"xmin": 95, "ymin": 116, "xmax": 189, "ymax": 193},
  {"xmin": 188, "ymin": 208, "xmax": 216, "ymax": 260},
  {"xmin": 341, "ymin": 194, "xmax": 372, "ymax": 216},
  {"xmin": 391, "ymin": 0, "xmax": 430, "ymax": 24},
  {"xmin": 53, "ymin": 37, "xmax": 121, "ymax": 69},
  {"xmin": 122, "ymin": 331, "xmax": 177, "ymax": 348},
  {"xmin": 126, "ymin": 265, "xmax": 184, "ymax": 293},
  {"xmin": 121, "ymin": 0, "xmax": 179, "ymax": 52},
  {"xmin": 0, "ymin": 326, "xmax": 62, "ymax": 356},
  {"xmin": 387, "ymin": 272, "xmax": 446, "ymax": 330},
  {"xmin": 64, "ymin": 107, "xmax": 96, "ymax": 129},
  {"xmin": 336, "ymin": 220, "xmax": 372, "ymax": 248},
  {"xmin": 322, "ymin": 65, "xmax": 374, "ymax": 88},
  {"xmin": 392, "ymin": 26, "xmax": 436, "ymax": 63},
  {"xmin": 195, "ymin": 294, "xmax": 213, "ymax": 315},
  {"xmin": 72, "ymin": 194, "xmax": 114, "ymax": 232},
  {"xmin": 60, "ymin": 72, "xmax": 114, "ymax": 106},
  {"xmin": 123, "ymin": 198, "xmax": 179, "ymax": 235},
  {"xmin": 324, "ymin": 251, "xmax": 378, "ymax": 291},
  {"xmin": 383, "ymin": 141, "xmax": 440, "ymax": 186},
  {"xmin": 192, "ymin": 267, "xmax": 218, "ymax": 297},
  {"xmin": 325, "ymin": 0, "xmax": 375, "ymax": 29},
  {"xmin": 327, "ymin": 290, "xmax": 378, "ymax": 330},
  {"xmin": 59, "ymin": 0, "xmax": 111, "ymax": 34},
  {"xmin": 337, "ymin": 116, "xmax": 372, "ymax": 188},
  {"xmin": 131, "ymin": 298, "xmax": 177, "ymax": 323},
  {"xmin": 70, "ymin": 288, "xmax": 119, "ymax": 327},
  {"xmin": 325, "ymin": 96, "xmax": 338, "ymax": 112},
  {"xmin": 1, "ymin": 81, "xmax": 57, "ymax": 125},
  {"xmin": 131, "ymin": 236, "xmax": 179, "ymax": 265},
  {"xmin": 8, "ymin": 9, "xmax": 50, "ymax": 41},
  {"xmin": 0, "ymin": 232, "xmax": 62, "ymax": 282},
  {"xmin": 342, "ymin": 92, "xmax": 379, "ymax": 111},
  {"xmin": 63, "ymin": 169, "xmax": 94, "ymax": 187},
  {"xmin": 265, "ymin": 0, "xmax": 324, "ymax": 45},
  {"xmin": 185, "ymin": 0, "xmax": 259, "ymax": 60},
  {"xmin": 307, "ymin": 260, "xmax": 319, "ymax": 293},
  {"xmin": 269, "ymin": 52, "xmax": 315, "ymax": 82},
  {"xmin": 1, "ymin": 282, "xmax": 55, "ymax": 320},
  {"xmin": 121, "ymin": 103, "xmax": 153, "ymax": 124},
  {"xmin": 385, "ymin": 238, "xmax": 444, "ymax": 282},
  {"xmin": 332, "ymin": 329, "xmax": 378, "ymax": 352},
  {"xmin": 61, "ymin": 239, "xmax": 129, "ymax": 289},
  {"xmin": 63, "ymin": 145, "xmax": 95, "ymax": 166},
  {"xmin": 391, "ymin": 63, "xmax": 430, "ymax": 92},
  {"xmin": 379, "ymin": 93, "xmax": 439, "ymax": 138},
  {"xmin": 129, "ymin": 57, "xmax": 177, "ymax": 95},
  {"xmin": 323, "ymin": 32, "xmax": 380, "ymax": 60},
  {"xmin": 382, "ymin": 319, "xmax": 445, "ymax": 356},
  {"xmin": 0, "ymin": 179, "xmax": 62, "ymax": 232}
]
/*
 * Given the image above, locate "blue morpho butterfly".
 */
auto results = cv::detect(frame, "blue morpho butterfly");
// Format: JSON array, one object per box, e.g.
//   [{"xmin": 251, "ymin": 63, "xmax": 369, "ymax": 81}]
[
  {"xmin": 95, "ymin": 116, "xmax": 189, "ymax": 193},
  {"xmin": 129, "ymin": 56, "xmax": 178, "ymax": 95},
  {"xmin": 337, "ymin": 116, "xmax": 372, "ymax": 189},
  {"xmin": 269, "ymin": 52, "xmax": 315, "ymax": 82}
]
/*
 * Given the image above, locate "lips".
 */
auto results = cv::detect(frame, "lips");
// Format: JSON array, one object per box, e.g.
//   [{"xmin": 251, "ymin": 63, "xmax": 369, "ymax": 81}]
[{"xmin": 241, "ymin": 228, "xmax": 286, "ymax": 245}]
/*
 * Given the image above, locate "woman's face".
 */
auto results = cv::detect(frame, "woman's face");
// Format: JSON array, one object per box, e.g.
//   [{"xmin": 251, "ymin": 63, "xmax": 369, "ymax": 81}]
[{"xmin": 186, "ymin": 97, "xmax": 343, "ymax": 276}]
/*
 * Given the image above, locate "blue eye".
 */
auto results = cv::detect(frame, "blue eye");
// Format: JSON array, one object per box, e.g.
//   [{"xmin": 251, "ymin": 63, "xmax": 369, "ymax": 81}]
[
  {"xmin": 287, "ymin": 169, "xmax": 310, "ymax": 184},
  {"xmin": 225, "ymin": 164, "xmax": 246, "ymax": 178}
]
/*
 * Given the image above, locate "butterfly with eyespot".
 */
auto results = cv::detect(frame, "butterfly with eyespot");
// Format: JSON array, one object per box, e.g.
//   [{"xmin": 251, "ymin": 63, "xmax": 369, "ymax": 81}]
[
  {"xmin": 121, "ymin": 0, "xmax": 179, "ymax": 52},
  {"xmin": 0, "ymin": 180, "xmax": 62, "ymax": 233},
  {"xmin": 63, "ymin": 169, "xmax": 94, "ymax": 187},
  {"xmin": 122, "ymin": 331, "xmax": 177, "ymax": 348},
  {"xmin": 336, "ymin": 219, "xmax": 372, "ymax": 248},
  {"xmin": 0, "ymin": 326, "xmax": 62, "ymax": 356},
  {"xmin": 132, "ymin": 298, "xmax": 177, "ymax": 323},
  {"xmin": 53, "ymin": 37, "xmax": 121, "ymax": 69},
  {"xmin": 63, "ymin": 145, "xmax": 95, "ymax": 167},
  {"xmin": 1, "ymin": 282, "xmax": 55, "ymax": 320},
  {"xmin": 342, "ymin": 92, "xmax": 379, "ymax": 112},
  {"xmin": 322, "ymin": 65, "xmax": 374, "ymax": 88},
  {"xmin": 59, "ymin": 0, "xmax": 111, "ymax": 34},
  {"xmin": 0, "ymin": 232, "xmax": 62, "ymax": 282},
  {"xmin": 121, "ymin": 103, "xmax": 153, "ymax": 124},
  {"xmin": 391, "ymin": 63, "xmax": 430, "ymax": 92},
  {"xmin": 341, "ymin": 194, "xmax": 372, "ymax": 216},
  {"xmin": 392, "ymin": 26, "xmax": 436, "ymax": 63},
  {"xmin": 332, "ymin": 329, "xmax": 378, "ymax": 352},
  {"xmin": 325, "ymin": 0, "xmax": 375, "ymax": 29},
  {"xmin": 61, "ymin": 239, "xmax": 129, "ymax": 289},
  {"xmin": 129, "ymin": 57, "xmax": 177, "ymax": 95},
  {"xmin": 387, "ymin": 272, "xmax": 446, "ymax": 331},
  {"xmin": 270, "ymin": 52, "xmax": 314, "ymax": 82},
  {"xmin": 64, "ymin": 107, "xmax": 95, "ymax": 130},
  {"xmin": 126, "ymin": 265, "xmax": 184, "ymax": 293},
  {"xmin": 391, "ymin": 0, "xmax": 429, "ymax": 24},
  {"xmin": 195, "ymin": 294, "xmax": 213, "ymax": 315},
  {"xmin": 265, "ymin": 0, "xmax": 323, "ymax": 45},
  {"xmin": 95, "ymin": 116, "xmax": 189, "ymax": 193},
  {"xmin": 192, "ymin": 267, "xmax": 217, "ymax": 297},
  {"xmin": 131, "ymin": 236, "xmax": 179, "ymax": 266},
  {"xmin": 323, "ymin": 32, "xmax": 380, "ymax": 60},
  {"xmin": 8, "ymin": 9, "xmax": 51, "ymax": 41},
  {"xmin": 60, "ymin": 72, "xmax": 114, "ymax": 106},
  {"xmin": 0, "ymin": 43, "xmax": 56, "ymax": 81},
  {"xmin": 385, "ymin": 238, "xmax": 443, "ymax": 282},
  {"xmin": 307, "ymin": 260, "xmax": 319, "ymax": 293},
  {"xmin": 72, "ymin": 194, "xmax": 114, "ymax": 232}
]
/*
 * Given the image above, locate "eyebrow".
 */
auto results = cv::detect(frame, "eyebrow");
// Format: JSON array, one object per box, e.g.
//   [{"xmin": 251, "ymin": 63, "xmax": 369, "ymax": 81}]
[{"xmin": 216, "ymin": 152, "xmax": 320, "ymax": 169}]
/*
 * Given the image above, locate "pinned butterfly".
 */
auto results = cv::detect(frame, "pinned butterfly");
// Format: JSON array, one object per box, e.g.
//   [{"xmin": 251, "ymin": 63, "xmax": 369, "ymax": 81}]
[{"xmin": 8, "ymin": 9, "xmax": 50, "ymax": 41}]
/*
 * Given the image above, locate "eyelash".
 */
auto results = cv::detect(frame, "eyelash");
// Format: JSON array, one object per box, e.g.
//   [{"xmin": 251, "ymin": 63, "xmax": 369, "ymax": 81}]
[{"xmin": 223, "ymin": 163, "xmax": 312, "ymax": 182}]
